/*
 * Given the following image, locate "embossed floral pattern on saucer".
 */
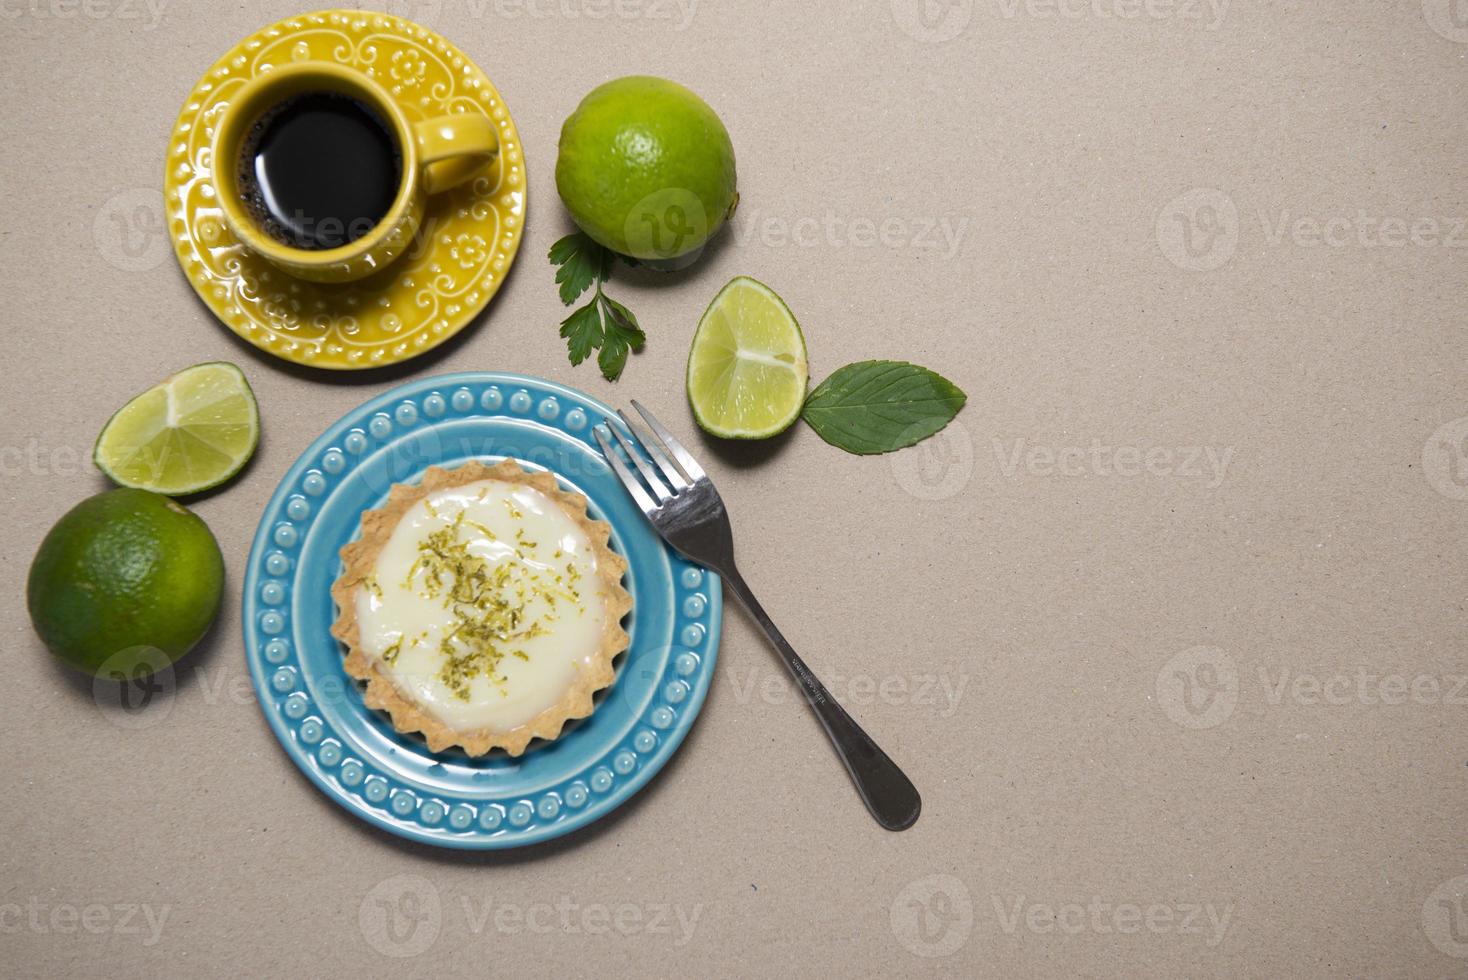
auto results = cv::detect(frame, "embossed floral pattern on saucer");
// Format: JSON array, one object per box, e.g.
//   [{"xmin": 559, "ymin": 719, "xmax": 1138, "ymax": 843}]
[{"xmin": 164, "ymin": 10, "xmax": 525, "ymax": 369}]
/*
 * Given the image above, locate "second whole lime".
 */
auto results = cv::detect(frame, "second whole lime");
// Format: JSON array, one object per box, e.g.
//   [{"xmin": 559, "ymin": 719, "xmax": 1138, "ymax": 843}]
[
  {"xmin": 556, "ymin": 75, "xmax": 737, "ymax": 263},
  {"xmin": 27, "ymin": 488, "xmax": 224, "ymax": 678}
]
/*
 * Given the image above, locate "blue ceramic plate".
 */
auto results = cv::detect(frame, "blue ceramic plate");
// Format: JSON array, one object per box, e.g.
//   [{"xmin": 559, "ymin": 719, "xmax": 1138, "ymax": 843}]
[{"xmin": 242, "ymin": 373, "xmax": 721, "ymax": 849}]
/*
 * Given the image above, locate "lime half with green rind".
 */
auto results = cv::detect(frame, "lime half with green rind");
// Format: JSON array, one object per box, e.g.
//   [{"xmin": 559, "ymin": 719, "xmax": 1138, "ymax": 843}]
[
  {"xmin": 94, "ymin": 361, "xmax": 259, "ymax": 496},
  {"xmin": 687, "ymin": 276, "xmax": 809, "ymax": 439}
]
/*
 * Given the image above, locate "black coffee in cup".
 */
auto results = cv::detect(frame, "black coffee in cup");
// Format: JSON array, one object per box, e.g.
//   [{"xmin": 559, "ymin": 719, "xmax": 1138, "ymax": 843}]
[{"xmin": 236, "ymin": 91, "xmax": 402, "ymax": 251}]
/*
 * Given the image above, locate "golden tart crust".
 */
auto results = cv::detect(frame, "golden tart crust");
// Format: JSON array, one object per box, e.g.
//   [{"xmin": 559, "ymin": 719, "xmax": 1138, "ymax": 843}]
[{"xmin": 330, "ymin": 460, "xmax": 631, "ymax": 756}]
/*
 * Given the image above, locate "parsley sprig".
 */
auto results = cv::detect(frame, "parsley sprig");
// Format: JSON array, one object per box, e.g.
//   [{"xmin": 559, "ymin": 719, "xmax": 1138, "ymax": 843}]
[{"xmin": 549, "ymin": 232, "xmax": 646, "ymax": 381}]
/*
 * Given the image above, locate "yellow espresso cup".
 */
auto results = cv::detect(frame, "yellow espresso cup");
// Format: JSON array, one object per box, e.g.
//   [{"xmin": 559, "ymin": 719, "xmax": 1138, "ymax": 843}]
[{"xmin": 212, "ymin": 61, "xmax": 498, "ymax": 284}]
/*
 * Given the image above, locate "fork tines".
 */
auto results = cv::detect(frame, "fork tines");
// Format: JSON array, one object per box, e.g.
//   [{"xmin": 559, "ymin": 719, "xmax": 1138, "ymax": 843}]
[{"xmin": 593, "ymin": 401, "xmax": 705, "ymax": 512}]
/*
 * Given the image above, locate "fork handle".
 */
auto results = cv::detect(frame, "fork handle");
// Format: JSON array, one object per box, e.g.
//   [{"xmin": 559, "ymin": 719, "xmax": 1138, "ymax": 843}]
[{"xmin": 720, "ymin": 566, "xmax": 922, "ymax": 831}]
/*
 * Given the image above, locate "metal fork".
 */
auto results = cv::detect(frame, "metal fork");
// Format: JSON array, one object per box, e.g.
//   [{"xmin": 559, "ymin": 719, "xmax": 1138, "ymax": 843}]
[{"xmin": 593, "ymin": 401, "xmax": 921, "ymax": 831}]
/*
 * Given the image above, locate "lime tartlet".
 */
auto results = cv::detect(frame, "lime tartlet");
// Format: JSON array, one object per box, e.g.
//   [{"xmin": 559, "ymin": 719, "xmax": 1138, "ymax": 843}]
[{"xmin": 331, "ymin": 460, "xmax": 631, "ymax": 756}]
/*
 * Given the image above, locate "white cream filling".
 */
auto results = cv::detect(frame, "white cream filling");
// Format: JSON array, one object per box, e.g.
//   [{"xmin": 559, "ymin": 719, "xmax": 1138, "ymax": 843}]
[{"xmin": 354, "ymin": 478, "xmax": 607, "ymax": 733}]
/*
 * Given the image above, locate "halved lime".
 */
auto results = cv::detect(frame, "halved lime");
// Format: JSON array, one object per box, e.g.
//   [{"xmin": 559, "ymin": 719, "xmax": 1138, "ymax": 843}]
[
  {"xmin": 94, "ymin": 362, "xmax": 259, "ymax": 495},
  {"xmin": 686, "ymin": 276, "xmax": 808, "ymax": 439}
]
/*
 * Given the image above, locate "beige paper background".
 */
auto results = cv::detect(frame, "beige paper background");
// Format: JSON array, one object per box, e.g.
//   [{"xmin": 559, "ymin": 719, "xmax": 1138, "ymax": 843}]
[{"xmin": 3, "ymin": 1, "xmax": 1467, "ymax": 976}]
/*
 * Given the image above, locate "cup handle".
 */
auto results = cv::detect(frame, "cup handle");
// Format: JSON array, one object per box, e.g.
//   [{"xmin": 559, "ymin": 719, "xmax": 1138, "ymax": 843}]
[{"xmin": 413, "ymin": 114, "xmax": 499, "ymax": 195}]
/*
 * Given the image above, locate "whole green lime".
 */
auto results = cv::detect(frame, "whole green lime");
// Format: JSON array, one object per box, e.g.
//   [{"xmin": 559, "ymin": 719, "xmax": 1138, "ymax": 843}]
[
  {"xmin": 556, "ymin": 75, "xmax": 737, "ymax": 263},
  {"xmin": 27, "ymin": 488, "xmax": 224, "ymax": 678}
]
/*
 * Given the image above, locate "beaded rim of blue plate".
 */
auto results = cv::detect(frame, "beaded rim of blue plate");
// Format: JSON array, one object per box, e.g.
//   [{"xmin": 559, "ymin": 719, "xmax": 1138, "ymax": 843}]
[{"xmin": 242, "ymin": 372, "xmax": 721, "ymax": 849}]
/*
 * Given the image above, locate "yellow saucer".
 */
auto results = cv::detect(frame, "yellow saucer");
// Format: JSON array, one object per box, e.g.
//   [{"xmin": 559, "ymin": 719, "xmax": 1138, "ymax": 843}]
[{"xmin": 164, "ymin": 10, "xmax": 526, "ymax": 370}]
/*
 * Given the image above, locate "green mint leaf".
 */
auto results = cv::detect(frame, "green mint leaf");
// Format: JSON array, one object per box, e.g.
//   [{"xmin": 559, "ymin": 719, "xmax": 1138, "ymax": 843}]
[
  {"xmin": 549, "ymin": 232, "xmax": 609, "ymax": 305},
  {"xmin": 595, "ymin": 294, "xmax": 646, "ymax": 381},
  {"xmin": 558, "ymin": 300, "xmax": 604, "ymax": 367},
  {"xmin": 802, "ymin": 360, "xmax": 966, "ymax": 455}
]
